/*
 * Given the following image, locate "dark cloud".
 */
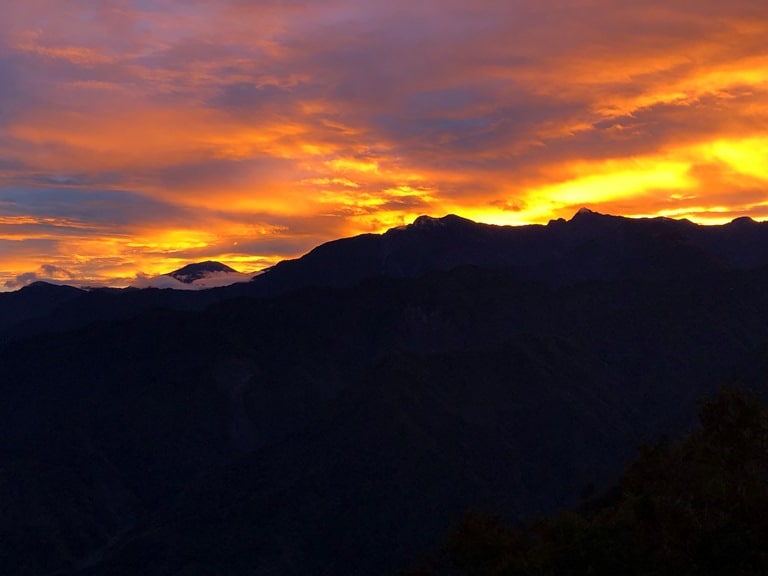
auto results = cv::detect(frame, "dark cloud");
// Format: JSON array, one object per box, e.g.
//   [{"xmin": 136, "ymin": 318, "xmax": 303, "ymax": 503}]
[
  {"xmin": 0, "ymin": 238, "xmax": 59, "ymax": 255},
  {"xmin": 148, "ymin": 156, "xmax": 304, "ymax": 194},
  {"xmin": 0, "ymin": 57, "xmax": 26, "ymax": 125},
  {"xmin": 0, "ymin": 187, "xmax": 197, "ymax": 229},
  {"xmin": 378, "ymin": 195, "xmax": 434, "ymax": 212},
  {"xmin": 4, "ymin": 272, "xmax": 40, "ymax": 289},
  {"xmin": 40, "ymin": 264, "xmax": 75, "ymax": 279},
  {"xmin": 209, "ymin": 82, "xmax": 292, "ymax": 115},
  {"xmin": 4, "ymin": 264, "xmax": 75, "ymax": 289}
]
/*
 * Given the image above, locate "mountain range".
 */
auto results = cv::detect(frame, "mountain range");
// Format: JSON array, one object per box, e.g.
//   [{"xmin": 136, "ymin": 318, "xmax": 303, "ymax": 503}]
[
  {"xmin": 4, "ymin": 209, "xmax": 768, "ymax": 342},
  {"xmin": 2, "ymin": 210, "xmax": 768, "ymax": 575}
]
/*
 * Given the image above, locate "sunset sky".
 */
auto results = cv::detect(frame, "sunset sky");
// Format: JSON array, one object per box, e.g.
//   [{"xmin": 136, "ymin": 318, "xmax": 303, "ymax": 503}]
[{"xmin": 1, "ymin": 0, "xmax": 767, "ymax": 289}]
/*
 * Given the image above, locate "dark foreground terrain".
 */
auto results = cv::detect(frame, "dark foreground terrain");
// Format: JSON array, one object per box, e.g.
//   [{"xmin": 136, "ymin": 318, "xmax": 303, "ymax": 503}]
[
  {"xmin": 402, "ymin": 386, "xmax": 768, "ymax": 575},
  {"xmin": 1, "ymin": 210, "xmax": 768, "ymax": 575}
]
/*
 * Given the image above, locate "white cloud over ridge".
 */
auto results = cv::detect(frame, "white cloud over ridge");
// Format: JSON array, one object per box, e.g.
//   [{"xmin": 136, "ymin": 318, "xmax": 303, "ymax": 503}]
[{"xmin": 130, "ymin": 270, "xmax": 253, "ymax": 290}]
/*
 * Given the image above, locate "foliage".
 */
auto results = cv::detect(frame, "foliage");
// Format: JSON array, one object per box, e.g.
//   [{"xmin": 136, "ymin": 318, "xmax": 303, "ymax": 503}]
[{"xmin": 406, "ymin": 386, "xmax": 768, "ymax": 576}]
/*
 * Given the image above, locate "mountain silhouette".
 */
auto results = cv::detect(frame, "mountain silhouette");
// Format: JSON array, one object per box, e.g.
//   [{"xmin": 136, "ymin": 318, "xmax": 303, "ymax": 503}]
[
  {"xmin": 168, "ymin": 260, "xmax": 239, "ymax": 283},
  {"xmin": 2, "ymin": 211, "xmax": 768, "ymax": 575},
  {"xmin": 3, "ymin": 210, "xmax": 768, "ymax": 342},
  {"xmin": 239, "ymin": 210, "xmax": 768, "ymax": 297},
  {"xmin": 0, "ymin": 281, "xmax": 84, "ymax": 336}
]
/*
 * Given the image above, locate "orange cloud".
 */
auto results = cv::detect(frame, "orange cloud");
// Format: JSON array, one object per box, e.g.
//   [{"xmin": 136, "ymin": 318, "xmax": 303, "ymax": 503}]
[{"xmin": 1, "ymin": 0, "xmax": 767, "ymax": 289}]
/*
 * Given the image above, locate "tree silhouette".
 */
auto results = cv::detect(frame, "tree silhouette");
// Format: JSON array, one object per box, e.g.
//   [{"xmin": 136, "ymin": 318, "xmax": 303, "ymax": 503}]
[{"xmin": 401, "ymin": 386, "xmax": 768, "ymax": 576}]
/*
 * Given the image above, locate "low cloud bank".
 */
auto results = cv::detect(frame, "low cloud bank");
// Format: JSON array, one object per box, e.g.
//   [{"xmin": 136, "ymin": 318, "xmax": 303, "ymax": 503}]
[{"xmin": 131, "ymin": 271, "xmax": 253, "ymax": 290}]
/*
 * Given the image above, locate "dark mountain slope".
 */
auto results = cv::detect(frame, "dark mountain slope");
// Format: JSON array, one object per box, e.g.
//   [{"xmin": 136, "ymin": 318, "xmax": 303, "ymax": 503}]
[
  {"xmin": 85, "ymin": 338, "xmax": 632, "ymax": 576},
  {"xmin": 238, "ymin": 210, "xmax": 768, "ymax": 297},
  {"xmin": 0, "ymin": 281, "xmax": 84, "ymax": 335},
  {"xmin": 4, "ymin": 212, "xmax": 768, "ymax": 574},
  {"xmin": 3, "ymin": 253, "xmax": 768, "ymax": 574},
  {"xmin": 3, "ymin": 210, "xmax": 768, "ymax": 345},
  {"xmin": 0, "ymin": 285, "xmax": 223, "ymax": 344}
]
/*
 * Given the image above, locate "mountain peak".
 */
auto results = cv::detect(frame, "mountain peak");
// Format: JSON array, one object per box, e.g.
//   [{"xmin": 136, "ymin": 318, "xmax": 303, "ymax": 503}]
[
  {"xmin": 569, "ymin": 207, "xmax": 625, "ymax": 226},
  {"xmin": 572, "ymin": 207, "xmax": 601, "ymax": 219},
  {"xmin": 729, "ymin": 215, "xmax": 756, "ymax": 227},
  {"xmin": 410, "ymin": 214, "xmax": 476, "ymax": 230},
  {"xmin": 168, "ymin": 261, "xmax": 238, "ymax": 284},
  {"xmin": 20, "ymin": 281, "xmax": 83, "ymax": 293}
]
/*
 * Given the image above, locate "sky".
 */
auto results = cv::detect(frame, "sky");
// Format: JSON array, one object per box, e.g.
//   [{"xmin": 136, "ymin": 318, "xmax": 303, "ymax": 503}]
[{"xmin": 1, "ymin": 0, "xmax": 767, "ymax": 289}]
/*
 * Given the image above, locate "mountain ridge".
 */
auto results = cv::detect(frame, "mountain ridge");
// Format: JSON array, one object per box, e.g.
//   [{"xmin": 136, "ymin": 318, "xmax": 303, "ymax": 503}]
[
  {"xmin": 242, "ymin": 209, "xmax": 768, "ymax": 298},
  {"xmin": 4, "ymin": 209, "xmax": 768, "ymax": 297},
  {"xmin": 168, "ymin": 260, "xmax": 239, "ymax": 283},
  {"xmin": 3, "ymin": 209, "xmax": 768, "ymax": 344},
  {"xmin": 3, "ymin": 210, "xmax": 768, "ymax": 574}
]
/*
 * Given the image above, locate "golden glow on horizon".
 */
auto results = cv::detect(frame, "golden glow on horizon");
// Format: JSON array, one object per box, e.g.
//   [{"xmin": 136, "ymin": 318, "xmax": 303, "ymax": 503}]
[
  {"xmin": 527, "ymin": 158, "xmax": 696, "ymax": 207},
  {"xmin": 633, "ymin": 204, "xmax": 768, "ymax": 225},
  {"xmin": 325, "ymin": 158, "xmax": 380, "ymax": 174},
  {"xmin": 697, "ymin": 137, "xmax": 768, "ymax": 182}
]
